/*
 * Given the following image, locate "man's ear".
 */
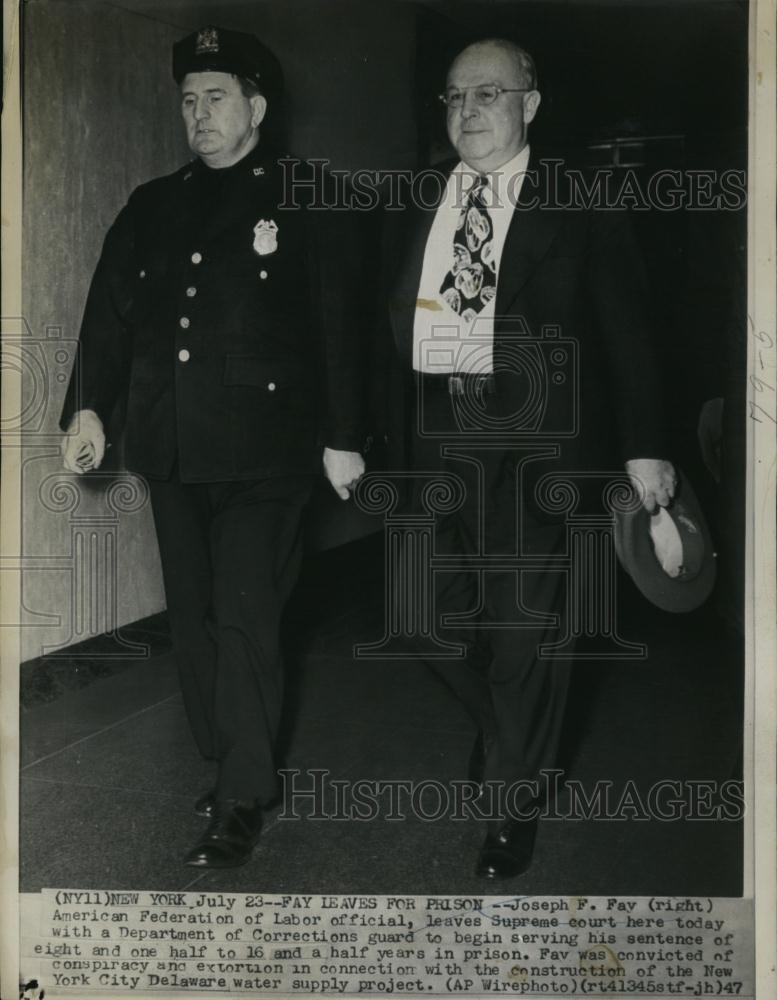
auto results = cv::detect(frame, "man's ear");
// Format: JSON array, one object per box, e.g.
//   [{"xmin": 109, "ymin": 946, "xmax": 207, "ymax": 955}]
[
  {"xmin": 250, "ymin": 94, "xmax": 268, "ymax": 128},
  {"xmin": 523, "ymin": 90, "xmax": 541, "ymax": 125}
]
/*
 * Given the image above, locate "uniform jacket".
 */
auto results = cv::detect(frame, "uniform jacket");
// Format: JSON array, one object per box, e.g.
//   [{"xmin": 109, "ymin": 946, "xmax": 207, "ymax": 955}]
[
  {"xmin": 62, "ymin": 144, "xmax": 366, "ymax": 482},
  {"xmin": 380, "ymin": 150, "xmax": 670, "ymax": 503}
]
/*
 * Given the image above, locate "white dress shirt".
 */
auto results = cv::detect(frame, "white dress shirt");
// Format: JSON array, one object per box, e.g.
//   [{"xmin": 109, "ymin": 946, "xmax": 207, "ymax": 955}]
[{"xmin": 412, "ymin": 145, "xmax": 531, "ymax": 374}]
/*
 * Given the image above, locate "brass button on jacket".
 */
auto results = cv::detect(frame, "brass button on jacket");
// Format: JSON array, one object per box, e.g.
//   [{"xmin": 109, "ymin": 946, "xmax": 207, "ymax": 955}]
[{"xmin": 61, "ymin": 146, "xmax": 366, "ymax": 482}]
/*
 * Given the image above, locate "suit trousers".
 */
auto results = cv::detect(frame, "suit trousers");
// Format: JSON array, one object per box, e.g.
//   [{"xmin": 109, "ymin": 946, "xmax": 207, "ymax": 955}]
[
  {"xmin": 408, "ymin": 376, "xmax": 572, "ymax": 817},
  {"xmin": 149, "ymin": 472, "xmax": 315, "ymax": 804}
]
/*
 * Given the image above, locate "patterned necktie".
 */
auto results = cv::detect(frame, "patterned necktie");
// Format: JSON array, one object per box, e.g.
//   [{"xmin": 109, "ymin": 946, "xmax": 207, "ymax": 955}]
[{"xmin": 439, "ymin": 174, "xmax": 497, "ymax": 321}]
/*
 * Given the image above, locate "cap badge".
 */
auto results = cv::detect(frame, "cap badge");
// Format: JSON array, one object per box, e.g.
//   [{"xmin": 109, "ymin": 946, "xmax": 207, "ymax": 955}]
[
  {"xmin": 195, "ymin": 27, "xmax": 219, "ymax": 55},
  {"xmin": 253, "ymin": 219, "xmax": 278, "ymax": 256}
]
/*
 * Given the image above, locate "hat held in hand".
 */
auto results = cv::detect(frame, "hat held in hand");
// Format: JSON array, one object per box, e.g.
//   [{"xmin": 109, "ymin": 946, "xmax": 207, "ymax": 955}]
[{"xmin": 613, "ymin": 468, "xmax": 716, "ymax": 613}]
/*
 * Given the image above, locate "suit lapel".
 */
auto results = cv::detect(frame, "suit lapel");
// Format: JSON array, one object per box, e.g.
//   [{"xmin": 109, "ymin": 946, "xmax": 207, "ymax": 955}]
[
  {"xmin": 390, "ymin": 154, "xmax": 565, "ymax": 364},
  {"xmin": 495, "ymin": 152, "xmax": 565, "ymax": 318},
  {"xmin": 389, "ymin": 165, "xmax": 451, "ymax": 365}
]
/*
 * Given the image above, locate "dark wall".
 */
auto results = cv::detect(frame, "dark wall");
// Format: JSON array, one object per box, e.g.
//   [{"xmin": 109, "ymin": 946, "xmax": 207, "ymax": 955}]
[{"xmin": 415, "ymin": 0, "xmax": 748, "ymax": 156}]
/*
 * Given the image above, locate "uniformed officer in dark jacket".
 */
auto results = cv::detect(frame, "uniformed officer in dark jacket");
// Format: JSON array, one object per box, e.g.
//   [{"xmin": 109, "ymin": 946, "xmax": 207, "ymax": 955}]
[{"xmin": 61, "ymin": 25, "xmax": 366, "ymax": 867}]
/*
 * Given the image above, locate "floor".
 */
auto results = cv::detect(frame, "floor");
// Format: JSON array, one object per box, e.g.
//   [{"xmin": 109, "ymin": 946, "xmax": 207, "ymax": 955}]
[{"xmin": 20, "ymin": 533, "xmax": 744, "ymax": 896}]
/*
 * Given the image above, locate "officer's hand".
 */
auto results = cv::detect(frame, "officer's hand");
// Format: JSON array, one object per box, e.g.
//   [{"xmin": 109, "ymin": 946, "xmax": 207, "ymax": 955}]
[
  {"xmin": 323, "ymin": 447, "xmax": 365, "ymax": 501},
  {"xmin": 625, "ymin": 458, "xmax": 677, "ymax": 514},
  {"xmin": 61, "ymin": 409, "xmax": 106, "ymax": 474}
]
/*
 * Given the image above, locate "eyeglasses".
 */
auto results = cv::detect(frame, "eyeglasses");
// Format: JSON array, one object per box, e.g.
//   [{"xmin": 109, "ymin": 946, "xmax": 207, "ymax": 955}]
[{"xmin": 438, "ymin": 85, "xmax": 531, "ymax": 108}]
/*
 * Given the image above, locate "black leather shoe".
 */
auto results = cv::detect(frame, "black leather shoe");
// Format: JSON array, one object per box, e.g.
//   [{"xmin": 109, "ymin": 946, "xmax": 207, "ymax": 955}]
[
  {"xmin": 184, "ymin": 800, "xmax": 263, "ymax": 868},
  {"xmin": 476, "ymin": 818, "xmax": 538, "ymax": 879},
  {"xmin": 194, "ymin": 790, "xmax": 216, "ymax": 818}
]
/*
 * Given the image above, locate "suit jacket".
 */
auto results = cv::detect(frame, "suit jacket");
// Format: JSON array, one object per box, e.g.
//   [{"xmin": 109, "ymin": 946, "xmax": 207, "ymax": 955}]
[
  {"xmin": 380, "ymin": 150, "xmax": 669, "ymax": 508},
  {"xmin": 61, "ymin": 144, "xmax": 366, "ymax": 482}
]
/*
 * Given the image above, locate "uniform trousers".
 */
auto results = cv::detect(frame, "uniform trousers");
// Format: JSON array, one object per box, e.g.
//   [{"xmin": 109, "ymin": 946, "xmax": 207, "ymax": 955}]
[
  {"xmin": 408, "ymin": 375, "xmax": 573, "ymax": 819},
  {"xmin": 149, "ymin": 472, "xmax": 315, "ymax": 805}
]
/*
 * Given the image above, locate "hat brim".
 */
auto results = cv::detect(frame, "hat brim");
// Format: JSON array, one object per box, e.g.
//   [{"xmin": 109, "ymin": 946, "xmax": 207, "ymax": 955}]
[{"xmin": 614, "ymin": 469, "xmax": 717, "ymax": 613}]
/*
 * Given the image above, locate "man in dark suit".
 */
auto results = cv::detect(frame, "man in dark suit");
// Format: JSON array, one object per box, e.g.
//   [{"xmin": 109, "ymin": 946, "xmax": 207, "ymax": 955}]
[
  {"xmin": 382, "ymin": 38, "xmax": 676, "ymax": 879},
  {"xmin": 60, "ymin": 26, "xmax": 366, "ymax": 868}
]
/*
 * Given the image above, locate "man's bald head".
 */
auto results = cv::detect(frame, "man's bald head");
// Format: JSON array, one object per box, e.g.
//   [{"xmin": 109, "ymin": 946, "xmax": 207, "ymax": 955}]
[{"xmin": 449, "ymin": 38, "xmax": 538, "ymax": 91}]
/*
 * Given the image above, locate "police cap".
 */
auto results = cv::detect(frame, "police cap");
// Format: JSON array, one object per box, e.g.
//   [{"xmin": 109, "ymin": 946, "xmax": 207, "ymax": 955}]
[{"xmin": 172, "ymin": 25, "xmax": 282, "ymax": 97}]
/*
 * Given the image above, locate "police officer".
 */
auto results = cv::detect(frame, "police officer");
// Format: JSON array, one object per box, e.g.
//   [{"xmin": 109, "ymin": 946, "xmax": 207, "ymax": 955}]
[{"xmin": 60, "ymin": 26, "xmax": 366, "ymax": 867}]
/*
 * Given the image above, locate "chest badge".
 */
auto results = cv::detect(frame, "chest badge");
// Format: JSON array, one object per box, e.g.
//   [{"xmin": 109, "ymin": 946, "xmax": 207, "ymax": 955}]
[{"xmin": 253, "ymin": 219, "xmax": 278, "ymax": 256}]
